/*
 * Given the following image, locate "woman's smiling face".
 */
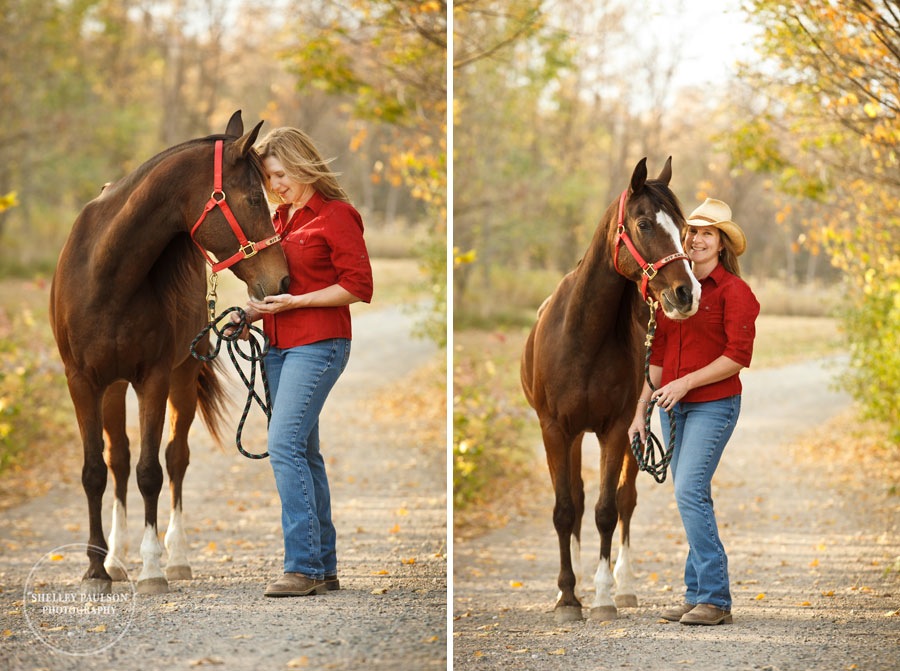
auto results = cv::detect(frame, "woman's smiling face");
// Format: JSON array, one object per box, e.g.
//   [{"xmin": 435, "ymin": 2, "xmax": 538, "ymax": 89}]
[{"xmin": 685, "ymin": 225, "xmax": 723, "ymax": 265}]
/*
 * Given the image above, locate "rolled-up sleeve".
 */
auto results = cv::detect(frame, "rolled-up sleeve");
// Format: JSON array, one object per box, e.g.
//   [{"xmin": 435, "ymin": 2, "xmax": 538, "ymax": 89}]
[
  {"xmin": 721, "ymin": 281, "xmax": 760, "ymax": 367},
  {"xmin": 324, "ymin": 202, "xmax": 374, "ymax": 304}
]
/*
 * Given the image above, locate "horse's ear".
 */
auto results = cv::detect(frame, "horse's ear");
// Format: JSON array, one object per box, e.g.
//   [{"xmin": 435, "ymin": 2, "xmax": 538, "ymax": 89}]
[
  {"xmin": 629, "ymin": 157, "xmax": 648, "ymax": 195},
  {"xmin": 657, "ymin": 156, "xmax": 672, "ymax": 185},
  {"xmin": 225, "ymin": 110, "xmax": 243, "ymax": 137},
  {"xmin": 229, "ymin": 120, "xmax": 265, "ymax": 163}
]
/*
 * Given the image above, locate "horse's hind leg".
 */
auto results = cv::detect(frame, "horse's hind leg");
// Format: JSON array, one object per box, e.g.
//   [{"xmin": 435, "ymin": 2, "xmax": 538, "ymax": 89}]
[
  {"xmin": 102, "ymin": 381, "xmax": 130, "ymax": 581},
  {"xmin": 613, "ymin": 447, "xmax": 639, "ymax": 608},
  {"xmin": 590, "ymin": 427, "xmax": 628, "ymax": 621},
  {"xmin": 543, "ymin": 421, "xmax": 583, "ymax": 623},
  {"xmin": 163, "ymin": 359, "xmax": 200, "ymax": 581},
  {"xmin": 134, "ymin": 371, "xmax": 170, "ymax": 594},
  {"xmin": 67, "ymin": 375, "xmax": 113, "ymax": 593}
]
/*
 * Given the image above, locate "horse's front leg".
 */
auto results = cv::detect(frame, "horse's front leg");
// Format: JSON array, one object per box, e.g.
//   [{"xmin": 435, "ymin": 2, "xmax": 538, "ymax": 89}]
[
  {"xmin": 613, "ymin": 445, "xmax": 639, "ymax": 608},
  {"xmin": 163, "ymin": 358, "xmax": 200, "ymax": 581},
  {"xmin": 102, "ymin": 381, "xmax": 130, "ymax": 582},
  {"xmin": 68, "ymin": 375, "xmax": 113, "ymax": 594},
  {"xmin": 543, "ymin": 421, "xmax": 584, "ymax": 623},
  {"xmin": 590, "ymin": 429, "xmax": 627, "ymax": 621},
  {"xmin": 134, "ymin": 372, "xmax": 170, "ymax": 594}
]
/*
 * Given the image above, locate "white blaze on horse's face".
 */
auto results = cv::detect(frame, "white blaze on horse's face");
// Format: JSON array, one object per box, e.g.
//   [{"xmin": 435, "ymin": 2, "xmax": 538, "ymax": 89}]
[{"xmin": 656, "ymin": 209, "xmax": 701, "ymax": 319}]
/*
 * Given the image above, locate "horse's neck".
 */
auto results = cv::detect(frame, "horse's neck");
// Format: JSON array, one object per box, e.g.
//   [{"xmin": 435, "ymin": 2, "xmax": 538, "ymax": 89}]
[
  {"xmin": 564, "ymin": 223, "xmax": 629, "ymax": 336},
  {"xmin": 92, "ymin": 155, "xmax": 202, "ymax": 299}
]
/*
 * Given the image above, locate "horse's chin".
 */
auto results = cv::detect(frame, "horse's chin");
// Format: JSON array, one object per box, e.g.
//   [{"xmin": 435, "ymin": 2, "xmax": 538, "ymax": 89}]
[{"xmin": 660, "ymin": 292, "xmax": 698, "ymax": 320}]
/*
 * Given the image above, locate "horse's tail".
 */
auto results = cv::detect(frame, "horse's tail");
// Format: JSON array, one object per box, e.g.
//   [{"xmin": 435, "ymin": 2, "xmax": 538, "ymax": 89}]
[{"xmin": 197, "ymin": 358, "xmax": 230, "ymax": 448}]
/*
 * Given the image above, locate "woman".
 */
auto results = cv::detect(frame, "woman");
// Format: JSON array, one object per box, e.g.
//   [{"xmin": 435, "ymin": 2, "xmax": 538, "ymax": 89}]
[
  {"xmin": 241, "ymin": 127, "xmax": 373, "ymax": 597},
  {"xmin": 628, "ymin": 198, "xmax": 760, "ymax": 625}
]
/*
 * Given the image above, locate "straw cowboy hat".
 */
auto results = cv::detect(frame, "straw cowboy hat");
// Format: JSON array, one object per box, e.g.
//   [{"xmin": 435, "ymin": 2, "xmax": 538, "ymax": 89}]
[{"xmin": 686, "ymin": 198, "xmax": 747, "ymax": 256}]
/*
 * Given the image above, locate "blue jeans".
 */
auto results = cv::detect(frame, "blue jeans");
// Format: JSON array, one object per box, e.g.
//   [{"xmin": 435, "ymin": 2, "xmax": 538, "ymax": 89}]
[
  {"xmin": 660, "ymin": 395, "xmax": 740, "ymax": 610},
  {"xmin": 265, "ymin": 338, "xmax": 351, "ymax": 579}
]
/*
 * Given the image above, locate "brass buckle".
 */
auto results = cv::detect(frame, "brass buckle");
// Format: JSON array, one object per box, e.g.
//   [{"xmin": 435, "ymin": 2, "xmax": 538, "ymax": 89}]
[
  {"xmin": 643, "ymin": 265, "xmax": 658, "ymax": 281},
  {"xmin": 240, "ymin": 241, "xmax": 258, "ymax": 258}
]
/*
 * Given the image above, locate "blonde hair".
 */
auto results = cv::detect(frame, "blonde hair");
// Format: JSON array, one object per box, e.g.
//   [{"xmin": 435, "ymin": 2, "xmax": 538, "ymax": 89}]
[{"xmin": 255, "ymin": 127, "xmax": 350, "ymax": 203}]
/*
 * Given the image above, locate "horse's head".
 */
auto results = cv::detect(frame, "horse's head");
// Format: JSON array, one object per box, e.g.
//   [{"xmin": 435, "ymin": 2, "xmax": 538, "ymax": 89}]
[
  {"xmin": 190, "ymin": 111, "xmax": 290, "ymax": 300},
  {"xmin": 613, "ymin": 157, "xmax": 700, "ymax": 320}
]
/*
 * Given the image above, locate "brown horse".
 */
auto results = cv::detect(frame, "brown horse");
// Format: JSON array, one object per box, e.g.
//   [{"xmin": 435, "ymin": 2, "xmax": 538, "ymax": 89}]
[
  {"xmin": 50, "ymin": 111, "xmax": 289, "ymax": 595},
  {"xmin": 521, "ymin": 157, "xmax": 700, "ymax": 622}
]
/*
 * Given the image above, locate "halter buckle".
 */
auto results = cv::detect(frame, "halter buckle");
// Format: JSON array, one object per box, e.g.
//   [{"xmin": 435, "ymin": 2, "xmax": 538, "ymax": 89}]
[
  {"xmin": 642, "ymin": 265, "xmax": 658, "ymax": 281},
  {"xmin": 239, "ymin": 241, "xmax": 258, "ymax": 259}
]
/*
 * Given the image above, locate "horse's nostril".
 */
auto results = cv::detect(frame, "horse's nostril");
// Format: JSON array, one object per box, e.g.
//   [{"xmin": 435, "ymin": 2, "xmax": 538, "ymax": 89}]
[
  {"xmin": 279, "ymin": 276, "xmax": 290, "ymax": 294},
  {"xmin": 675, "ymin": 285, "xmax": 692, "ymax": 306}
]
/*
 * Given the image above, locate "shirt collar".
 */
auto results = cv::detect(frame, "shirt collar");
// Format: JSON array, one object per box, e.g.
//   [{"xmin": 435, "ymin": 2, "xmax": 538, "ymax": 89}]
[
  {"xmin": 700, "ymin": 262, "xmax": 727, "ymax": 286},
  {"xmin": 276, "ymin": 190, "xmax": 325, "ymax": 226}
]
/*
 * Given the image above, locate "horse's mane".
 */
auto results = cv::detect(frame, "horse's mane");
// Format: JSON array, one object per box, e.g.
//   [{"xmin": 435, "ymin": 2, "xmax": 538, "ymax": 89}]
[{"xmin": 101, "ymin": 134, "xmax": 266, "ymax": 199}]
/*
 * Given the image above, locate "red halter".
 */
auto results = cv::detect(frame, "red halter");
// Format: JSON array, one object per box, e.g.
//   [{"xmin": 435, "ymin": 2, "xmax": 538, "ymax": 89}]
[
  {"xmin": 190, "ymin": 140, "xmax": 281, "ymax": 273},
  {"xmin": 613, "ymin": 189, "xmax": 690, "ymax": 301}
]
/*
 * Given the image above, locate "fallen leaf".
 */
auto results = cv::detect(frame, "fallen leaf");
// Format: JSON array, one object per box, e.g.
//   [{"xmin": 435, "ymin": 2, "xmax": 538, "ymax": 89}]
[
  {"xmin": 2, "ymin": 630, "xmax": 12, "ymax": 637},
  {"xmin": 87, "ymin": 624, "xmax": 107, "ymax": 633},
  {"xmin": 799, "ymin": 601, "xmax": 811, "ymax": 607},
  {"xmin": 395, "ymin": 507, "xmax": 410, "ymax": 516},
  {"xmin": 371, "ymin": 570, "xmax": 389, "ymax": 576},
  {"xmin": 755, "ymin": 593, "xmax": 766, "ymax": 600},
  {"xmin": 50, "ymin": 554, "xmax": 64, "ymax": 561},
  {"xmin": 401, "ymin": 557, "xmax": 416, "ymax": 565},
  {"xmin": 388, "ymin": 524, "xmax": 401, "ymax": 534},
  {"xmin": 822, "ymin": 590, "xmax": 835, "ymax": 597},
  {"xmin": 809, "ymin": 558, "xmax": 819, "ymax": 567},
  {"xmin": 509, "ymin": 580, "xmax": 523, "ymax": 589},
  {"xmin": 286, "ymin": 657, "xmax": 309, "ymax": 668},
  {"xmin": 549, "ymin": 648, "xmax": 566, "ymax": 655}
]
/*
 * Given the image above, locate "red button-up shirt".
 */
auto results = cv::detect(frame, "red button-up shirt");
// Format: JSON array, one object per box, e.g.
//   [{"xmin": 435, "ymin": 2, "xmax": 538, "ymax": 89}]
[
  {"xmin": 649, "ymin": 263, "xmax": 760, "ymax": 403},
  {"xmin": 262, "ymin": 192, "xmax": 373, "ymax": 348}
]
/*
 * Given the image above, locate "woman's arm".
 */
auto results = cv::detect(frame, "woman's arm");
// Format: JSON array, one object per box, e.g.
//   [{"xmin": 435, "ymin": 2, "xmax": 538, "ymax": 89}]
[
  {"xmin": 651, "ymin": 355, "xmax": 744, "ymax": 411},
  {"xmin": 247, "ymin": 284, "xmax": 363, "ymax": 314}
]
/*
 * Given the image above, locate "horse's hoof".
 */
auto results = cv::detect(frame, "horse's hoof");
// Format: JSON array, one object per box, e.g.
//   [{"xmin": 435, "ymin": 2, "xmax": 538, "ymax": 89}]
[
  {"xmin": 554, "ymin": 606, "xmax": 584, "ymax": 623},
  {"xmin": 136, "ymin": 577, "xmax": 169, "ymax": 595},
  {"xmin": 589, "ymin": 605, "xmax": 618, "ymax": 621},
  {"xmin": 80, "ymin": 578, "xmax": 112, "ymax": 595},
  {"xmin": 166, "ymin": 565, "xmax": 193, "ymax": 581},
  {"xmin": 105, "ymin": 565, "xmax": 129, "ymax": 582},
  {"xmin": 615, "ymin": 594, "xmax": 639, "ymax": 608}
]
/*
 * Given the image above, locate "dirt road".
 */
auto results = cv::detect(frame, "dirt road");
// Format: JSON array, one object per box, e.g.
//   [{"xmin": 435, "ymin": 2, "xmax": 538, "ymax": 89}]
[
  {"xmin": 454, "ymin": 358, "xmax": 900, "ymax": 671},
  {"xmin": 0, "ymin": 304, "xmax": 447, "ymax": 670}
]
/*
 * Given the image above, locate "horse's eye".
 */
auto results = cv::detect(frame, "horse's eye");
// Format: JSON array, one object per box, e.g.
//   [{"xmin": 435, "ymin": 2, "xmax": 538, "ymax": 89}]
[{"xmin": 637, "ymin": 219, "xmax": 653, "ymax": 232}]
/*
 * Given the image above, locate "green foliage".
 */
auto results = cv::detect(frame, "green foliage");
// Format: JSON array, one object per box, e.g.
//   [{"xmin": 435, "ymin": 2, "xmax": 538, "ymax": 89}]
[
  {"xmin": 0, "ymin": 284, "xmax": 75, "ymax": 473},
  {"xmin": 453, "ymin": 330, "xmax": 534, "ymax": 508},
  {"xmin": 840, "ymin": 270, "xmax": 900, "ymax": 441}
]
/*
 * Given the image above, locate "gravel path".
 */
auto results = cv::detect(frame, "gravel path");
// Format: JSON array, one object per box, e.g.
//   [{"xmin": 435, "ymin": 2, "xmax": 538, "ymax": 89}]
[
  {"xmin": 453, "ymin": 357, "xmax": 900, "ymax": 671},
  {"xmin": 0, "ymin": 305, "xmax": 447, "ymax": 670}
]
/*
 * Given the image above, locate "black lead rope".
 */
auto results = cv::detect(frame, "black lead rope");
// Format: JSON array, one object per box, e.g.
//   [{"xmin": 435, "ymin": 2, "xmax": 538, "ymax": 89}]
[
  {"xmin": 190, "ymin": 306, "xmax": 272, "ymax": 460},
  {"xmin": 630, "ymin": 299, "xmax": 677, "ymax": 483}
]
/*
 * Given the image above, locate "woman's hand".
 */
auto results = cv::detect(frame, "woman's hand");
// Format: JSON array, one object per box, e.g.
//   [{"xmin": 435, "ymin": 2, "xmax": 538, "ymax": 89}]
[
  {"xmin": 247, "ymin": 294, "xmax": 297, "ymax": 315},
  {"xmin": 627, "ymin": 407, "xmax": 647, "ymax": 445},
  {"xmin": 652, "ymin": 377, "xmax": 691, "ymax": 411},
  {"xmin": 221, "ymin": 305, "xmax": 262, "ymax": 341}
]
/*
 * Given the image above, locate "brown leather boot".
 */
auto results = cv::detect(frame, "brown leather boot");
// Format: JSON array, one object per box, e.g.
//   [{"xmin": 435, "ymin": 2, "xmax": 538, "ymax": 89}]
[
  {"xmin": 264, "ymin": 573, "xmax": 326, "ymax": 597},
  {"xmin": 661, "ymin": 602, "xmax": 696, "ymax": 622},
  {"xmin": 680, "ymin": 603, "xmax": 733, "ymax": 625}
]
